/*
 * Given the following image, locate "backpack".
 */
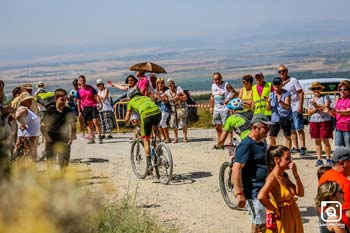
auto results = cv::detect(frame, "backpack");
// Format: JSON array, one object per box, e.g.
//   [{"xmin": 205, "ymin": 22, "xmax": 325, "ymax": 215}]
[{"xmin": 36, "ymin": 92, "xmax": 55, "ymax": 108}]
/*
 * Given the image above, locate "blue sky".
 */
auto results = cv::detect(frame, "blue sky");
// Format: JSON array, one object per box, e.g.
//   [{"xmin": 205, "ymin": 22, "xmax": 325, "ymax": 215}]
[{"xmin": 1, "ymin": 0, "xmax": 350, "ymax": 49}]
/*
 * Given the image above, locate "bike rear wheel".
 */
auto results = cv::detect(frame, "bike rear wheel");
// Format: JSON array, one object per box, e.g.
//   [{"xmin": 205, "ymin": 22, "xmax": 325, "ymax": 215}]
[
  {"xmin": 219, "ymin": 161, "xmax": 239, "ymax": 209},
  {"xmin": 130, "ymin": 140, "xmax": 148, "ymax": 179},
  {"xmin": 155, "ymin": 142, "xmax": 173, "ymax": 185}
]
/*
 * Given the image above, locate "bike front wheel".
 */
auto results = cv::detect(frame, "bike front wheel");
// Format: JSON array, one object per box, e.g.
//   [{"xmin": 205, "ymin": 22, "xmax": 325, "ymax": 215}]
[
  {"xmin": 219, "ymin": 161, "xmax": 239, "ymax": 209},
  {"xmin": 130, "ymin": 140, "xmax": 148, "ymax": 179},
  {"xmin": 155, "ymin": 142, "xmax": 173, "ymax": 185}
]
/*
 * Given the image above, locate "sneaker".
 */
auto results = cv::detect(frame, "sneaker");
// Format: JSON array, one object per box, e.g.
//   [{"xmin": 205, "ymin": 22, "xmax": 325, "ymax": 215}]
[
  {"xmin": 87, "ymin": 138, "xmax": 95, "ymax": 144},
  {"xmin": 107, "ymin": 135, "xmax": 113, "ymax": 139},
  {"xmin": 290, "ymin": 147, "xmax": 300, "ymax": 154},
  {"xmin": 316, "ymin": 159, "xmax": 324, "ymax": 167},
  {"xmin": 101, "ymin": 135, "xmax": 106, "ymax": 139},
  {"xmin": 300, "ymin": 147, "xmax": 307, "ymax": 156},
  {"xmin": 326, "ymin": 159, "xmax": 332, "ymax": 165}
]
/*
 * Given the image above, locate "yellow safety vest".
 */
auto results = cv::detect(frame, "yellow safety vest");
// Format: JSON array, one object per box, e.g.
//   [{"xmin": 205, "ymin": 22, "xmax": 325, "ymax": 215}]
[{"xmin": 252, "ymin": 82, "xmax": 272, "ymax": 116}]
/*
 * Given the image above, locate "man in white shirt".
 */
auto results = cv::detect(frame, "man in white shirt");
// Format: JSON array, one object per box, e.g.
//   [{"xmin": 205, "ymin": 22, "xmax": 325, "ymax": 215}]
[{"xmin": 279, "ymin": 65, "xmax": 307, "ymax": 156}]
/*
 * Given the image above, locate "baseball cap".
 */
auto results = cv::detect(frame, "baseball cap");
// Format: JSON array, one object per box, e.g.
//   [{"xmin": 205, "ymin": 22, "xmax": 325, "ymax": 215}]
[
  {"xmin": 96, "ymin": 79, "xmax": 104, "ymax": 85},
  {"xmin": 255, "ymin": 72, "xmax": 264, "ymax": 77},
  {"xmin": 332, "ymin": 147, "xmax": 350, "ymax": 162},
  {"xmin": 273, "ymin": 77, "xmax": 282, "ymax": 85},
  {"xmin": 21, "ymin": 83, "xmax": 33, "ymax": 90},
  {"xmin": 251, "ymin": 114, "xmax": 273, "ymax": 125}
]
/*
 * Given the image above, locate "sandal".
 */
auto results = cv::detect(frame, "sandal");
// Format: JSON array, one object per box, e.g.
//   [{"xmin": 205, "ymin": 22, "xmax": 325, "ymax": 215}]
[
  {"xmin": 165, "ymin": 139, "xmax": 171, "ymax": 143},
  {"xmin": 172, "ymin": 139, "xmax": 178, "ymax": 144}
]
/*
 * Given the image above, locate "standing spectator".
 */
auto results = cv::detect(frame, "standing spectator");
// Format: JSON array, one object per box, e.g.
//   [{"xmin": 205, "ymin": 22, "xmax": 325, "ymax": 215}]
[
  {"xmin": 109, "ymin": 75, "xmax": 140, "ymax": 142},
  {"xmin": 279, "ymin": 65, "xmax": 307, "ymax": 156},
  {"xmin": 267, "ymin": 77, "xmax": 292, "ymax": 149},
  {"xmin": 41, "ymin": 89, "xmax": 76, "ymax": 169},
  {"xmin": 148, "ymin": 73, "xmax": 157, "ymax": 96},
  {"xmin": 165, "ymin": 79, "xmax": 188, "ymax": 143},
  {"xmin": 252, "ymin": 72, "xmax": 273, "ymax": 118},
  {"xmin": 96, "ymin": 79, "xmax": 114, "ymax": 139},
  {"xmin": 34, "ymin": 81, "xmax": 47, "ymax": 96},
  {"xmin": 154, "ymin": 77, "xmax": 171, "ymax": 143},
  {"xmin": 258, "ymin": 145, "xmax": 304, "ymax": 233},
  {"xmin": 307, "ymin": 82, "xmax": 333, "ymax": 166},
  {"xmin": 14, "ymin": 92, "xmax": 41, "ymax": 162},
  {"xmin": 319, "ymin": 147, "xmax": 350, "ymax": 231},
  {"xmin": 209, "ymin": 72, "xmax": 232, "ymax": 145},
  {"xmin": 70, "ymin": 79, "xmax": 86, "ymax": 138},
  {"xmin": 135, "ymin": 71, "xmax": 150, "ymax": 96},
  {"xmin": 232, "ymin": 114, "xmax": 272, "ymax": 233},
  {"xmin": 76, "ymin": 75, "xmax": 103, "ymax": 144},
  {"xmin": 327, "ymin": 80, "xmax": 350, "ymax": 148},
  {"xmin": 239, "ymin": 74, "xmax": 254, "ymax": 119},
  {"xmin": 0, "ymin": 80, "xmax": 5, "ymax": 104},
  {"xmin": 316, "ymin": 181, "xmax": 347, "ymax": 233}
]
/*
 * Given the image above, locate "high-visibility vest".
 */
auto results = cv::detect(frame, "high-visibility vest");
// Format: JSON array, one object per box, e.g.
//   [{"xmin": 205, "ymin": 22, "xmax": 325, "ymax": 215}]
[{"xmin": 252, "ymin": 82, "xmax": 272, "ymax": 116}]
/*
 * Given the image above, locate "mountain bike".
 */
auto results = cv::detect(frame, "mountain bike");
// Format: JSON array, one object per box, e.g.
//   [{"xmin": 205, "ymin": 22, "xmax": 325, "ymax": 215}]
[
  {"xmin": 130, "ymin": 126, "xmax": 173, "ymax": 185},
  {"xmin": 216, "ymin": 138, "xmax": 244, "ymax": 210}
]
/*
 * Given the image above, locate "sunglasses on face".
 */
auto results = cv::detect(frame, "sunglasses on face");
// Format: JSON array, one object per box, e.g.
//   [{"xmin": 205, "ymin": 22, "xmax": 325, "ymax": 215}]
[
  {"xmin": 339, "ymin": 88, "xmax": 348, "ymax": 91},
  {"xmin": 311, "ymin": 87, "xmax": 322, "ymax": 91},
  {"xmin": 278, "ymin": 69, "xmax": 287, "ymax": 74}
]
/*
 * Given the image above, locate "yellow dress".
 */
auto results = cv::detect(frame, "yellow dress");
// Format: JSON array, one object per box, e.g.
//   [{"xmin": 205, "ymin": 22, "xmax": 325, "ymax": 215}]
[{"xmin": 266, "ymin": 182, "xmax": 304, "ymax": 233}]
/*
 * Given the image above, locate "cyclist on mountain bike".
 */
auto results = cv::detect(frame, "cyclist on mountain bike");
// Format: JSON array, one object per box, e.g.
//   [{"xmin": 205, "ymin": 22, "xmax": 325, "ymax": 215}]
[
  {"xmin": 125, "ymin": 87, "xmax": 161, "ymax": 171},
  {"xmin": 214, "ymin": 98, "xmax": 252, "ymax": 149}
]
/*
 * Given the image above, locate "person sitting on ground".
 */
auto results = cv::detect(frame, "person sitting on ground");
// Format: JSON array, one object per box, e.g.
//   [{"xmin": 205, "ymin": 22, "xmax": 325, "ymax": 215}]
[
  {"xmin": 319, "ymin": 147, "xmax": 350, "ymax": 232},
  {"xmin": 124, "ymin": 88, "xmax": 161, "ymax": 172},
  {"xmin": 316, "ymin": 181, "xmax": 347, "ymax": 233},
  {"xmin": 307, "ymin": 82, "xmax": 333, "ymax": 167},
  {"xmin": 258, "ymin": 145, "xmax": 304, "ymax": 233},
  {"xmin": 267, "ymin": 77, "xmax": 292, "ymax": 149},
  {"xmin": 214, "ymin": 98, "xmax": 252, "ymax": 149},
  {"xmin": 41, "ymin": 89, "xmax": 76, "ymax": 170}
]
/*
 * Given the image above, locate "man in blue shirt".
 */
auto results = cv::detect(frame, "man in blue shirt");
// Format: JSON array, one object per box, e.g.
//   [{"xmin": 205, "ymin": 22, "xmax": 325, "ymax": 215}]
[{"xmin": 232, "ymin": 114, "xmax": 272, "ymax": 233}]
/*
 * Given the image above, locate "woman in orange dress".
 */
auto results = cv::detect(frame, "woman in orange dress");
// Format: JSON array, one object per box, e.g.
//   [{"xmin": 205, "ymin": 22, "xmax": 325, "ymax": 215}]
[{"xmin": 258, "ymin": 145, "xmax": 304, "ymax": 233}]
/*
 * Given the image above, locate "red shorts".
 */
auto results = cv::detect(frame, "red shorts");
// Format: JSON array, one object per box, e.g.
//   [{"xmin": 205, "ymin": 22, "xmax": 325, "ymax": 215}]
[{"xmin": 309, "ymin": 121, "xmax": 333, "ymax": 139}]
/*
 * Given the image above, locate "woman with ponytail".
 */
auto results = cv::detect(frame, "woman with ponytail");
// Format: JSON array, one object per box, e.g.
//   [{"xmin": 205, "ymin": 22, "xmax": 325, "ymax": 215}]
[{"xmin": 257, "ymin": 145, "xmax": 304, "ymax": 233}]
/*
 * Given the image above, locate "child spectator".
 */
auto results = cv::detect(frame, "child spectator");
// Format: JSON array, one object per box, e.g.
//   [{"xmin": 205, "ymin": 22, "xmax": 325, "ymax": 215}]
[{"xmin": 96, "ymin": 79, "xmax": 114, "ymax": 139}]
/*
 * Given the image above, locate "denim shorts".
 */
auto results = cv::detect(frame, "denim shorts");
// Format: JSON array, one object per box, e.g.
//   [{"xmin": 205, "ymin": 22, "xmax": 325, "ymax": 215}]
[
  {"xmin": 291, "ymin": 112, "xmax": 304, "ymax": 131},
  {"xmin": 212, "ymin": 110, "xmax": 229, "ymax": 125},
  {"xmin": 247, "ymin": 198, "xmax": 266, "ymax": 225},
  {"xmin": 335, "ymin": 129, "xmax": 350, "ymax": 148}
]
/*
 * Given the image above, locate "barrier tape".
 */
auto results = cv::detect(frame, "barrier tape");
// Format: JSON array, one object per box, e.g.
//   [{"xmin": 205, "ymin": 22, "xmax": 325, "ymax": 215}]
[{"xmin": 187, "ymin": 104, "xmax": 210, "ymax": 108}]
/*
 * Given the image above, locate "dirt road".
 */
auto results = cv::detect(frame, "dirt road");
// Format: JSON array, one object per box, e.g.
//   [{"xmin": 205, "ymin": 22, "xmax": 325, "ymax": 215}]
[{"xmin": 64, "ymin": 127, "xmax": 324, "ymax": 233}]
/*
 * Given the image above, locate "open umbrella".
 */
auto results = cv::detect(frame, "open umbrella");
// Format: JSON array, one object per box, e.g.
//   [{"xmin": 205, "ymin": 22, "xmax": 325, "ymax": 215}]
[{"xmin": 129, "ymin": 62, "xmax": 167, "ymax": 74}]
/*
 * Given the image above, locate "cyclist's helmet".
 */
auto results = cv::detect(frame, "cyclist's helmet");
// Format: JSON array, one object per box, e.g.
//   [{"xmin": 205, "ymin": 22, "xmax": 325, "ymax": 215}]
[
  {"xmin": 128, "ymin": 87, "xmax": 141, "ymax": 99},
  {"xmin": 227, "ymin": 98, "xmax": 243, "ymax": 111}
]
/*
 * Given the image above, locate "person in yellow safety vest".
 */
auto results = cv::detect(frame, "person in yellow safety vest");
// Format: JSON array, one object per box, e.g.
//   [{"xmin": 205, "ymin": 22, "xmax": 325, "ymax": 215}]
[{"xmin": 252, "ymin": 72, "xmax": 273, "ymax": 118}]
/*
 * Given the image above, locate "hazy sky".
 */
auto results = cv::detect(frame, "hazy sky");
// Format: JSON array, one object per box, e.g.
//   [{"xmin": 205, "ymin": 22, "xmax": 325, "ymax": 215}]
[{"xmin": 1, "ymin": 0, "xmax": 350, "ymax": 49}]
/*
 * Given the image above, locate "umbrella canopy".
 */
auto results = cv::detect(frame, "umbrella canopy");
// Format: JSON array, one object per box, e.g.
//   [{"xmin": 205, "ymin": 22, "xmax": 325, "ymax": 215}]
[{"xmin": 129, "ymin": 62, "xmax": 167, "ymax": 74}]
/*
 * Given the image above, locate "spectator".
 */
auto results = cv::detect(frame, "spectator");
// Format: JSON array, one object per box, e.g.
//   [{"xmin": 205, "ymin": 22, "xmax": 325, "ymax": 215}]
[
  {"xmin": 70, "ymin": 79, "xmax": 86, "ymax": 138},
  {"xmin": 239, "ymin": 74, "xmax": 254, "ymax": 119},
  {"xmin": 76, "ymin": 75, "xmax": 103, "ymax": 144},
  {"xmin": 135, "ymin": 71, "xmax": 150, "ymax": 96},
  {"xmin": 41, "ymin": 89, "xmax": 76, "ymax": 169},
  {"xmin": 96, "ymin": 79, "xmax": 114, "ymax": 139},
  {"xmin": 307, "ymin": 82, "xmax": 333, "ymax": 167},
  {"xmin": 0, "ymin": 80, "xmax": 5, "ymax": 104},
  {"xmin": 14, "ymin": 92, "xmax": 41, "ymax": 163},
  {"xmin": 165, "ymin": 79, "xmax": 188, "ymax": 143},
  {"xmin": 109, "ymin": 75, "xmax": 140, "ymax": 142},
  {"xmin": 209, "ymin": 72, "xmax": 232, "ymax": 145},
  {"xmin": 267, "ymin": 77, "xmax": 292, "ymax": 149},
  {"xmin": 154, "ymin": 77, "xmax": 171, "ymax": 143},
  {"xmin": 316, "ymin": 181, "xmax": 347, "ymax": 233},
  {"xmin": 232, "ymin": 114, "xmax": 272, "ymax": 233},
  {"xmin": 319, "ymin": 147, "xmax": 350, "ymax": 231},
  {"xmin": 279, "ymin": 65, "xmax": 307, "ymax": 157},
  {"xmin": 34, "ymin": 81, "xmax": 47, "ymax": 96},
  {"xmin": 327, "ymin": 80, "xmax": 350, "ymax": 148},
  {"xmin": 317, "ymin": 165, "xmax": 332, "ymax": 180},
  {"xmin": 252, "ymin": 72, "xmax": 273, "ymax": 118},
  {"xmin": 258, "ymin": 145, "xmax": 304, "ymax": 233}
]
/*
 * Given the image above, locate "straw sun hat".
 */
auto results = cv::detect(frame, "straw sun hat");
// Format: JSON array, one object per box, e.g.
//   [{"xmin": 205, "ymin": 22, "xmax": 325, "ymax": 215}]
[
  {"xmin": 308, "ymin": 82, "xmax": 325, "ymax": 90},
  {"xmin": 18, "ymin": 92, "xmax": 34, "ymax": 104}
]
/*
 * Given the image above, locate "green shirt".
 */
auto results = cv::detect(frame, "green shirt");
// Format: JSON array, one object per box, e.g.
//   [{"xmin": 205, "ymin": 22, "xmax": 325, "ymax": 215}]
[
  {"xmin": 223, "ymin": 114, "xmax": 250, "ymax": 140},
  {"xmin": 127, "ymin": 96, "xmax": 160, "ymax": 118}
]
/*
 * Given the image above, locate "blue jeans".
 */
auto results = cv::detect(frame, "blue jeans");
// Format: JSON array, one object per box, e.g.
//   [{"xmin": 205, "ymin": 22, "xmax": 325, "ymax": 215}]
[{"xmin": 335, "ymin": 129, "xmax": 350, "ymax": 148}]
